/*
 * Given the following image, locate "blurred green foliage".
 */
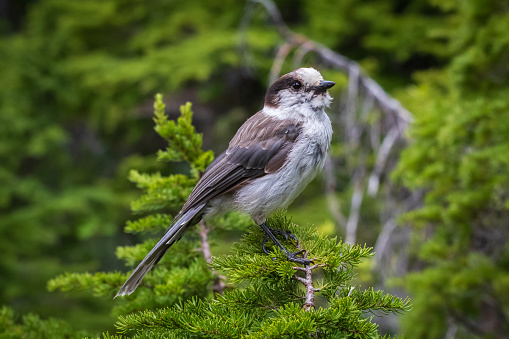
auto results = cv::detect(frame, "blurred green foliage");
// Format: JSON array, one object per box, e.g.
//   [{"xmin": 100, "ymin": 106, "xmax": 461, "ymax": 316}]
[
  {"xmin": 0, "ymin": 0, "xmax": 508, "ymax": 337},
  {"xmin": 0, "ymin": 305, "xmax": 94, "ymax": 339},
  {"xmin": 393, "ymin": 1, "xmax": 509, "ymax": 337}
]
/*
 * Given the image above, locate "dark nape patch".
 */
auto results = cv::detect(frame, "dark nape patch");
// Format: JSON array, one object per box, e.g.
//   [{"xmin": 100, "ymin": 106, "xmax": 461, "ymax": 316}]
[{"xmin": 264, "ymin": 74, "xmax": 297, "ymax": 108}]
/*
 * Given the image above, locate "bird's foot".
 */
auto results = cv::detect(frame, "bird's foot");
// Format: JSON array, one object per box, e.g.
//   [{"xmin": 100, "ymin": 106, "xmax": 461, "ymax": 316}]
[
  {"xmin": 262, "ymin": 235, "xmax": 313, "ymax": 265},
  {"xmin": 266, "ymin": 227, "xmax": 299, "ymax": 245},
  {"xmin": 259, "ymin": 222, "xmax": 311, "ymax": 264},
  {"xmin": 285, "ymin": 250, "xmax": 314, "ymax": 265},
  {"xmin": 261, "ymin": 228, "xmax": 298, "ymax": 255}
]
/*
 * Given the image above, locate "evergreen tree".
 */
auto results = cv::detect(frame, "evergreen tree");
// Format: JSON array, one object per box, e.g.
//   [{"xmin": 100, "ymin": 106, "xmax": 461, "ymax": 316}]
[
  {"xmin": 114, "ymin": 214, "xmax": 410, "ymax": 338},
  {"xmin": 48, "ymin": 95, "xmax": 410, "ymax": 338}
]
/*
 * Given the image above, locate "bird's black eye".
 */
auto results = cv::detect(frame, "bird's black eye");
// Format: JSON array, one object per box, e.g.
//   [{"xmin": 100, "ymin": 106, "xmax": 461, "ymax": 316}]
[{"xmin": 292, "ymin": 81, "xmax": 302, "ymax": 90}]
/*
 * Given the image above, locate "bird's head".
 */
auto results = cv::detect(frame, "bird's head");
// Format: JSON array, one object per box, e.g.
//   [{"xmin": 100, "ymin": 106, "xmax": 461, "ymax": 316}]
[{"xmin": 264, "ymin": 68, "xmax": 335, "ymax": 116}]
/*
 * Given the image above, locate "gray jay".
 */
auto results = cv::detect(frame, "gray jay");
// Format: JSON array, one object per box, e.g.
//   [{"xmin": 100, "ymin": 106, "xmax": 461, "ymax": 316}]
[{"xmin": 116, "ymin": 67, "xmax": 335, "ymax": 297}]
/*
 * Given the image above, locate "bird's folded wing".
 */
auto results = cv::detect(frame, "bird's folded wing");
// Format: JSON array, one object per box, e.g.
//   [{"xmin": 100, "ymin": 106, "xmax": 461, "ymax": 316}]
[{"xmin": 178, "ymin": 112, "xmax": 301, "ymax": 215}]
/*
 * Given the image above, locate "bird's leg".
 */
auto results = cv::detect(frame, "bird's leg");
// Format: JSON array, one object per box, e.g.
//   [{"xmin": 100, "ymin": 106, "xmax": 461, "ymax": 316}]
[
  {"xmin": 258, "ymin": 222, "xmax": 312, "ymax": 265},
  {"xmin": 261, "ymin": 225, "xmax": 295, "ymax": 254}
]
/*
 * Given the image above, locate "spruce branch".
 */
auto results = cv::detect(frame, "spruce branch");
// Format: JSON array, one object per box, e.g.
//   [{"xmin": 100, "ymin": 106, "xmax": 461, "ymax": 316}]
[
  {"xmin": 153, "ymin": 96, "xmax": 214, "ymax": 176},
  {"xmin": 115, "ymin": 213, "xmax": 410, "ymax": 338}
]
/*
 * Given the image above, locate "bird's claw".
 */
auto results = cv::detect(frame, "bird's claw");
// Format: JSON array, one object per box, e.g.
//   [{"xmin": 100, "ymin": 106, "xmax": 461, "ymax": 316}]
[
  {"xmin": 263, "ymin": 247, "xmax": 313, "ymax": 265},
  {"xmin": 286, "ymin": 250, "xmax": 314, "ymax": 265},
  {"xmin": 259, "ymin": 223, "xmax": 310, "ymax": 264},
  {"xmin": 269, "ymin": 228, "xmax": 299, "ymax": 246}
]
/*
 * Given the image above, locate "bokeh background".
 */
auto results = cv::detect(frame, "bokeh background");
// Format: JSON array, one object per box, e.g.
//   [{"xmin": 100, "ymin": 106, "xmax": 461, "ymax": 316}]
[{"xmin": 1, "ymin": 0, "xmax": 508, "ymax": 337}]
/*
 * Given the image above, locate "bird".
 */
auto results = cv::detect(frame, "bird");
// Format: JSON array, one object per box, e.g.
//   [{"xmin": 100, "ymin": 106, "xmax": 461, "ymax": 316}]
[{"xmin": 116, "ymin": 67, "xmax": 335, "ymax": 297}]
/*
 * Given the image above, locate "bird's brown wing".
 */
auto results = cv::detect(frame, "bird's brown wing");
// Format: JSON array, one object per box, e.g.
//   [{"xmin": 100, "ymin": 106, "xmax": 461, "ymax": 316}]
[
  {"xmin": 177, "ymin": 112, "xmax": 301, "ymax": 216},
  {"xmin": 116, "ymin": 112, "xmax": 301, "ymax": 296}
]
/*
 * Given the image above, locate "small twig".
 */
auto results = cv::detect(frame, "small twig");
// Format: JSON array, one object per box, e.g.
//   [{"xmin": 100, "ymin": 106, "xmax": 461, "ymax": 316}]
[
  {"xmin": 345, "ymin": 183, "xmax": 364, "ymax": 244},
  {"xmin": 293, "ymin": 263, "xmax": 325, "ymax": 272},
  {"xmin": 291, "ymin": 251, "xmax": 316, "ymax": 311},
  {"xmin": 345, "ymin": 156, "xmax": 366, "ymax": 244},
  {"xmin": 199, "ymin": 220, "xmax": 212, "ymax": 264},
  {"xmin": 283, "ymin": 234, "xmax": 318, "ymax": 311},
  {"xmin": 199, "ymin": 220, "xmax": 226, "ymax": 296},
  {"xmin": 292, "ymin": 41, "xmax": 314, "ymax": 68},
  {"xmin": 367, "ymin": 126, "xmax": 400, "ymax": 196}
]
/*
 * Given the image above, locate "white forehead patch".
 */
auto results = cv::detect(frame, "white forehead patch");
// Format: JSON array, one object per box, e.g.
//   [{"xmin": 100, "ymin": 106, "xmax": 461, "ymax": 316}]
[{"xmin": 294, "ymin": 68, "xmax": 324, "ymax": 86}]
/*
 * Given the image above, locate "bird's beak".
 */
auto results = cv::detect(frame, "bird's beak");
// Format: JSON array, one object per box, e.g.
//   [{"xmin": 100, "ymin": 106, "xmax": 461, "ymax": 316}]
[{"xmin": 315, "ymin": 80, "xmax": 335, "ymax": 93}]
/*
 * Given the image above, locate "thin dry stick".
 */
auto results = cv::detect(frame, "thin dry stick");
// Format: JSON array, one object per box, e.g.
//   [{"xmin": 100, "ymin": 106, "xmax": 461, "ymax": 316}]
[
  {"xmin": 199, "ymin": 220, "xmax": 213, "ymax": 263},
  {"xmin": 292, "ymin": 41, "xmax": 314, "ymax": 68},
  {"xmin": 367, "ymin": 126, "xmax": 400, "ymax": 196},
  {"xmin": 199, "ymin": 220, "xmax": 226, "ymax": 295},
  {"xmin": 373, "ymin": 217, "xmax": 397, "ymax": 269},
  {"xmin": 346, "ymin": 182, "xmax": 364, "ymax": 244},
  {"xmin": 292, "ymin": 254, "xmax": 323, "ymax": 311},
  {"xmin": 289, "ymin": 238, "xmax": 325, "ymax": 311}
]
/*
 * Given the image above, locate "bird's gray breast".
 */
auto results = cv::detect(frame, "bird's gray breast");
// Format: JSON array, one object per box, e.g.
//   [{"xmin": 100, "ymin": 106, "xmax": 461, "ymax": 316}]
[
  {"xmin": 309, "ymin": 141, "xmax": 324, "ymax": 166},
  {"xmin": 292, "ymin": 137, "xmax": 327, "ymax": 178}
]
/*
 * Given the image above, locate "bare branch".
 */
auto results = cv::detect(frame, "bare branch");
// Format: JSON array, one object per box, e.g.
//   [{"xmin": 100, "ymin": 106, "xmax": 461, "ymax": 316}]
[
  {"xmin": 248, "ymin": 0, "xmax": 412, "ymax": 126},
  {"xmin": 249, "ymin": 0, "xmax": 295, "ymax": 42},
  {"xmin": 292, "ymin": 41, "xmax": 314, "ymax": 68},
  {"xmin": 373, "ymin": 217, "xmax": 397, "ymax": 268},
  {"xmin": 243, "ymin": 0, "xmax": 422, "ymax": 294},
  {"xmin": 199, "ymin": 220, "xmax": 213, "ymax": 264},
  {"xmin": 368, "ymin": 127, "xmax": 401, "ymax": 196},
  {"xmin": 199, "ymin": 220, "xmax": 226, "ymax": 295},
  {"xmin": 324, "ymin": 156, "xmax": 347, "ymax": 229},
  {"xmin": 291, "ymin": 251, "xmax": 316, "ymax": 311},
  {"xmin": 346, "ymin": 182, "xmax": 364, "ymax": 244}
]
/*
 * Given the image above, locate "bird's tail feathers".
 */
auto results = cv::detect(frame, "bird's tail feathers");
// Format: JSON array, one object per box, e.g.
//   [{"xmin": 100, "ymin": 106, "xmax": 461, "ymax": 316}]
[{"xmin": 115, "ymin": 204, "xmax": 205, "ymax": 297}]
